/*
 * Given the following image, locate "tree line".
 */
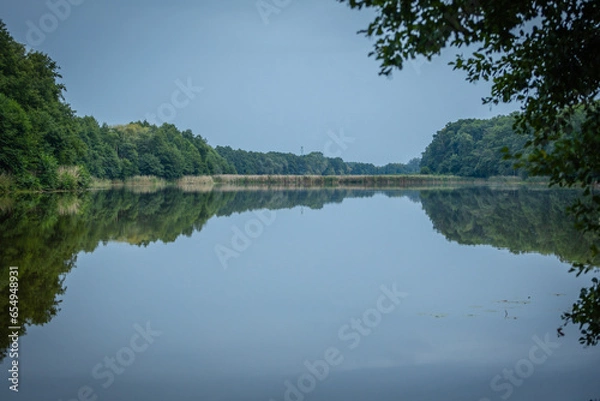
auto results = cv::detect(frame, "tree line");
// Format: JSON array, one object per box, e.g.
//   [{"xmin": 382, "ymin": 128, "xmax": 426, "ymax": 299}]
[
  {"xmin": 1, "ymin": 17, "xmax": 590, "ymax": 191},
  {"xmin": 77, "ymin": 119, "xmax": 235, "ymax": 180},
  {"xmin": 0, "ymin": 20, "xmax": 239, "ymax": 190},
  {"xmin": 419, "ymin": 114, "xmax": 530, "ymax": 178},
  {"xmin": 215, "ymin": 146, "xmax": 420, "ymax": 176},
  {"xmin": 1, "ymin": 19, "xmax": 561, "ymax": 192},
  {"xmin": 0, "ymin": 21, "xmax": 421, "ymax": 192}
]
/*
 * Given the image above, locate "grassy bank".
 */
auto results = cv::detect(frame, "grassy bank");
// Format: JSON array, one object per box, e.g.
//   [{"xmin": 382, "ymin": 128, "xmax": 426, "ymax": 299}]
[
  {"xmin": 89, "ymin": 176, "xmax": 168, "ymax": 192},
  {"xmin": 173, "ymin": 174, "xmax": 551, "ymax": 191},
  {"xmin": 208, "ymin": 174, "xmax": 475, "ymax": 187},
  {"xmin": 2, "ymin": 174, "xmax": 551, "ymax": 194}
]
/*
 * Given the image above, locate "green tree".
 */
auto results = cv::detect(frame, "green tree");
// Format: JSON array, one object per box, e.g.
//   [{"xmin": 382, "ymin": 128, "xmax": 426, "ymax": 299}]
[
  {"xmin": 420, "ymin": 114, "xmax": 528, "ymax": 178},
  {"xmin": 0, "ymin": 20, "xmax": 86, "ymax": 189},
  {"xmin": 0, "ymin": 94, "xmax": 35, "ymax": 177}
]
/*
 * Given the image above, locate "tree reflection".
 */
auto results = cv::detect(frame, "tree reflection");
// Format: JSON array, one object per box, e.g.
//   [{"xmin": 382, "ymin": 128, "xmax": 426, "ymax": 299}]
[
  {"xmin": 0, "ymin": 188, "xmax": 396, "ymax": 361},
  {"xmin": 0, "ymin": 186, "xmax": 598, "ymax": 362},
  {"xmin": 420, "ymin": 187, "xmax": 600, "ymax": 345}
]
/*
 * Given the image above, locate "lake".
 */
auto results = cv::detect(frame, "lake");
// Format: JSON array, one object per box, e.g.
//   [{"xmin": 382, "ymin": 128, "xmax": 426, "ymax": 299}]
[{"xmin": 1, "ymin": 186, "xmax": 599, "ymax": 401}]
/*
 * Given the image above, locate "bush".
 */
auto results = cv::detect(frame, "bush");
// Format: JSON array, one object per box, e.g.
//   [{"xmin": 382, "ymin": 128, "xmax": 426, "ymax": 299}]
[{"xmin": 57, "ymin": 166, "xmax": 89, "ymax": 190}]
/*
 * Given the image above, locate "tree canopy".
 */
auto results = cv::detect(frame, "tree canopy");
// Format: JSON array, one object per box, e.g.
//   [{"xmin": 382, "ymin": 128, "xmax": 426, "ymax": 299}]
[
  {"xmin": 419, "ymin": 113, "xmax": 529, "ymax": 177},
  {"xmin": 215, "ymin": 146, "xmax": 420, "ymax": 176},
  {"xmin": 0, "ymin": 20, "xmax": 85, "ymax": 190},
  {"xmin": 75, "ymin": 119, "xmax": 236, "ymax": 180}
]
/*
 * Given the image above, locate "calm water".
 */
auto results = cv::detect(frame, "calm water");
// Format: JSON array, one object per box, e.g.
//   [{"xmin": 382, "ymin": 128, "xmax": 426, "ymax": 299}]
[{"xmin": 1, "ymin": 187, "xmax": 599, "ymax": 401}]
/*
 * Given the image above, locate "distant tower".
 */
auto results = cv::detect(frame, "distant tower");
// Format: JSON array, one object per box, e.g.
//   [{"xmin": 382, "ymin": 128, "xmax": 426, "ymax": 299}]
[{"xmin": 301, "ymin": 146, "xmax": 304, "ymax": 156}]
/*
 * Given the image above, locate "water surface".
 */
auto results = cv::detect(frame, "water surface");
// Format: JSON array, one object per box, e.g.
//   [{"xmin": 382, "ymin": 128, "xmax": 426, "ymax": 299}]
[{"xmin": 0, "ymin": 187, "xmax": 599, "ymax": 401}]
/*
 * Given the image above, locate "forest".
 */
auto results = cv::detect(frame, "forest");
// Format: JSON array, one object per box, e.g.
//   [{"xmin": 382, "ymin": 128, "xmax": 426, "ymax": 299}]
[
  {"xmin": 215, "ymin": 146, "xmax": 420, "ymax": 176},
  {"xmin": 419, "ymin": 114, "xmax": 530, "ymax": 178},
  {"xmin": 0, "ymin": 20, "xmax": 238, "ymax": 190},
  {"xmin": 1, "ymin": 20, "xmax": 535, "ymax": 192},
  {"xmin": 0, "ymin": 21, "xmax": 422, "ymax": 192}
]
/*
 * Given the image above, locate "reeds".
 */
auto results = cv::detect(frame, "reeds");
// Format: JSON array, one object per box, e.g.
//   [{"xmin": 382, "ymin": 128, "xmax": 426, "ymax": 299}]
[
  {"xmin": 90, "ymin": 178, "xmax": 118, "ymax": 189},
  {"xmin": 176, "ymin": 175, "xmax": 215, "ymax": 192},
  {"xmin": 65, "ymin": 173, "xmax": 544, "ymax": 193},
  {"xmin": 124, "ymin": 175, "xmax": 167, "ymax": 187},
  {"xmin": 210, "ymin": 174, "xmax": 473, "ymax": 188}
]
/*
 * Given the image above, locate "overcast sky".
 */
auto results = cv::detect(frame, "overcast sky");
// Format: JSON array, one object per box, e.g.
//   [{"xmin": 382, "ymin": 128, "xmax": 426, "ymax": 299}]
[{"xmin": 2, "ymin": 0, "xmax": 518, "ymax": 165}]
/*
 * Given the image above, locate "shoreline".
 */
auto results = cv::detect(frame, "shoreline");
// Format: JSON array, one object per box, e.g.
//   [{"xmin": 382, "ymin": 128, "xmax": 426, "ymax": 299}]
[
  {"xmin": 97, "ymin": 174, "xmax": 549, "ymax": 192},
  {"xmin": 1, "ymin": 174, "xmax": 551, "ymax": 194}
]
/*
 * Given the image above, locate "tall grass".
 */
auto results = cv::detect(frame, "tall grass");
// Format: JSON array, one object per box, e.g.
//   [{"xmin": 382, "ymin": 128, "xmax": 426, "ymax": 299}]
[
  {"xmin": 49, "ymin": 173, "xmax": 545, "ymax": 192},
  {"xmin": 176, "ymin": 175, "xmax": 214, "ymax": 191},
  {"xmin": 211, "ymin": 174, "xmax": 475, "ymax": 188},
  {"xmin": 124, "ymin": 175, "xmax": 167, "ymax": 190},
  {"xmin": 57, "ymin": 166, "xmax": 89, "ymax": 190}
]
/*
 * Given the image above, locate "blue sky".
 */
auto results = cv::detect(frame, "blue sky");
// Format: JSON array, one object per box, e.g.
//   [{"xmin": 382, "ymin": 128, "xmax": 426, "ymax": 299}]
[{"xmin": 2, "ymin": 0, "xmax": 518, "ymax": 165}]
